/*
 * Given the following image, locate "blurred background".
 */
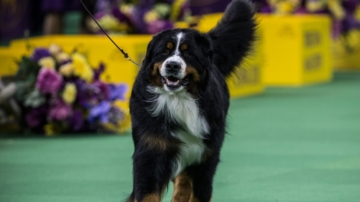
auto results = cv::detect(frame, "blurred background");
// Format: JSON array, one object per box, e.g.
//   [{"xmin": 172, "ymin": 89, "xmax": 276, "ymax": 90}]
[
  {"xmin": 0, "ymin": 0, "xmax": 359, "ymax": 135},
  {"xmin": 0, "ymin": 0, "xmax": 359, "ymax": 201}
]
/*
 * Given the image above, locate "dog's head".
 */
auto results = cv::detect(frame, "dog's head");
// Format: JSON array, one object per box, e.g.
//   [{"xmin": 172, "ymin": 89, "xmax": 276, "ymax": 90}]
[
  {"xmin": 141, "ymin": 0, "xmax": 255, "ymax": 94},
  {"xmin": 142, "ymin": 29, "xmax": 211, "ymax": 94}
]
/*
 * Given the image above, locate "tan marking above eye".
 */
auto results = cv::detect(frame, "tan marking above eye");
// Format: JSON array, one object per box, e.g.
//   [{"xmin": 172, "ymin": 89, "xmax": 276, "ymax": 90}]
[
  {"xmin": 180, "ymin": 43, "xmax": 188, "ymax": 51},
  {"xmin": 167, "ymin": 42, "xmax": 174, "ymax": 50}
]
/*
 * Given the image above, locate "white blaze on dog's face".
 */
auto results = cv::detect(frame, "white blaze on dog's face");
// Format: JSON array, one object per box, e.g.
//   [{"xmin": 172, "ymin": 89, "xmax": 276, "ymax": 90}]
[
  {"xmin": 160, "ymin": 32, "xmax": 187, "ymax": 92},
  {"xmin": 145, "ymin": 30, "xmax": 209, "ymax": 94}
]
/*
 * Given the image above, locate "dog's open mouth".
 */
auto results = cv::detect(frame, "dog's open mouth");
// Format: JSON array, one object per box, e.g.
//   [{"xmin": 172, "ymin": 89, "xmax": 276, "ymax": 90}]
[{"xmin": 161, "ymin": 76, "xmax": 189, "ymax": 88}]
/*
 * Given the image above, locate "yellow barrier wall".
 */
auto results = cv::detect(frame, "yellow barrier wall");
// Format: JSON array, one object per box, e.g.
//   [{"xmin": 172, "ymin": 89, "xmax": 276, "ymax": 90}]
[
  {"xmin": 197, "ymin": 13, "xmax": 264, "ymax": 97},
  {"xmin": 259, "ymin": 15, "xmax": 332, "ymax": 86}
]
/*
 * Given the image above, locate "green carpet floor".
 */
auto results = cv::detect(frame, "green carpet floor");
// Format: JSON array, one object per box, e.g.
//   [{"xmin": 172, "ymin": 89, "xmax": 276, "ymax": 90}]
[{"xmin": 1, "ymin": 73, "xmax": 360, "ymax": 202}]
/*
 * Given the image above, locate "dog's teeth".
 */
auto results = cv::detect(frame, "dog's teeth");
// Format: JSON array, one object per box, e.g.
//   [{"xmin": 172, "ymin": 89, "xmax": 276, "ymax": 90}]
[{"xmin": 168, "ymin": 80, "xmax": 179, "ymax": 85}]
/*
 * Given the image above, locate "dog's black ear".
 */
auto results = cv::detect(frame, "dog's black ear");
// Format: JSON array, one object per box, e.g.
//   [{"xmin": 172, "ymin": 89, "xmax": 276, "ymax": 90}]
[
  {"xmin": 206, "ymin": 0, "xmax": 256, "ymax": 77},
  {"xmin": 142, "ymin": 30, "xmax": 172, "ymax": 67},
  {"xmin": 195, "ymin": 34, "xmax": 212, "ymax": 63},
  {"xmin": 142, "ymin": 39, "xmax": 155, "ymax": 67}
]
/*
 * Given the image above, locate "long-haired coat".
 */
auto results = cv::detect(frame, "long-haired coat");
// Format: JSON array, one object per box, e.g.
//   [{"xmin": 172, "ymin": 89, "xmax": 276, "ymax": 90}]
[{"xmin": 127, "ymin": 0, "xmax": 256, "ymax": 201}]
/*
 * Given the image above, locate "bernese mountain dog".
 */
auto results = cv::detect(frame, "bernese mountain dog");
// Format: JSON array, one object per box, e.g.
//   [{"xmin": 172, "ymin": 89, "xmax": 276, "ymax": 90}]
[{"xmin": 127, "ymin": 0, "xmax": 256, "ymax": 201}]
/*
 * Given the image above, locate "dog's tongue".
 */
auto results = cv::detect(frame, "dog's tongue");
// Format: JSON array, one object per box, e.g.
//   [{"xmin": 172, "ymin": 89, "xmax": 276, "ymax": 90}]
[{"xmin": 165, "ymin": 77, "xmax": 180, "ymax": 85}]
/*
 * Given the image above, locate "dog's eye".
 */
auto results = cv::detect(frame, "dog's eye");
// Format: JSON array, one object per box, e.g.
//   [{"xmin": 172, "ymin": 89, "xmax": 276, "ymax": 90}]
[
  {"xmin": 184, "ymin": 52, "xmax": 190, "ymax": 57},
  {"xmin": 163, "ymin": 50, "xmax": 170, "ymax": 55}
]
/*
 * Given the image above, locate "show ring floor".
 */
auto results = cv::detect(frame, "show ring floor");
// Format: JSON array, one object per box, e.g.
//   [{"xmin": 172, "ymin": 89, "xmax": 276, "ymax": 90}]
[{"xmin": 1, "ymin": 73, "xmax": 360, "ymax": 202}]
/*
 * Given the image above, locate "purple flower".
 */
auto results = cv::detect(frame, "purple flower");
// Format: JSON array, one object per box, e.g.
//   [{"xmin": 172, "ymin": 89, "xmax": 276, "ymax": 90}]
[
  {"xmin": 147, "ymin": 20, "xmax": 173, "ymax": 34},
  {"xmin": 68, "ymin": 110, "xmax": 84, "ymax": 131},
  {"xmin": 36, "ymin": 68, "xmax": 63, "ymax": 94},
  {"xmin": 108, "ymin": 83, "xmax": 128, "ymax": 101},
  {"xmin": 75, "ymin": 80, "xmax": 110, "ymax": 108},
  {"xmin": 94, "ymin": 10, "xmax": 106, "ymax": 19},
  {"xmin": 25, "ymin": 105, "xmax": 47, "ymax": 128},
  {"xmin": 138, "ymin": 0, "xmax": 157, "ymax": 7},
  {"xmin": 132, "ymin": 7, "xmax": 150, "ymax": 33},
  {"xmin": 60, "ymin": 59, "xmax": 72, "ymax": 66},
  {"xmin": 88, "ymin": 101, "xmax": 111, "ymax": 124},
  {"xmin": 341, "ymin": 13, "xmax": 360, "ymax": 36},
  {"xmin": 73, "ymin": 79, "xmax": 89, "ymax": 106},
  {"xmin": 73, "ymin": 79, "xmax": 98, "ymax": 107},
  {"xmin": 96, "ymin": 0, "xmax": 120, "ymax": 13},
  {"xmin": 48, "ymin": 99, "xmax": 72, "ymax": 121},
  {"xmin": 31, "ymin": 48, "xmax": 51, "ymax": 62},
  {"xmin": 342, "ymin": 0, "xmax": 358, "ymax": 14},
  {"xmin": 111, "ymin": 7, "xmax": 131, "ymax": 25},
  {"xmin": 93, "ymin": 63, "xmax": 106, "ymax": 81},
  {"xmin": 108, "ymin": 105, "xmax": 124, "ymax": 125},
  {"xmin": 93, "ymin": 81, "xmax": 110, "ymax": 100},
  {"xmin": 175, "ymin": 1, "xmax": 189, "ymax": 20}
]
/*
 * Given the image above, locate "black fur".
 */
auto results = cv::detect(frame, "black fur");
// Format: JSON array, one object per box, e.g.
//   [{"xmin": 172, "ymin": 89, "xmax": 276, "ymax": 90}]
[
  {"xmin": 208, "ymin": 0, "xmax": 256, "ymax": 77},
  {"xmin": 127, "ymin": 0, "xmax": 255, "ymax": 201}
]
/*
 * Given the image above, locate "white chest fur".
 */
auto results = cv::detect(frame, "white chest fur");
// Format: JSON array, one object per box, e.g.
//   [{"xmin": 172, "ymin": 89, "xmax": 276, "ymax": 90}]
[
  {"xmin": 147, "ymin": 87, "xmax": 209, "ymax": 137},
  {"xmin": 172, "ymin": 130, "xmax": 205, "ymax": 177},
  {"xmin": 147, "ymin": 87, "xmax": 209, "ymax": 177}
]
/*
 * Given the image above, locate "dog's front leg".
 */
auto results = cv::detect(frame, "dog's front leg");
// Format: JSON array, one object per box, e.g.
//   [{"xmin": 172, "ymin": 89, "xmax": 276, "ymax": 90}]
[
  {"xmin": 127, "ymin": 146, "xmax": 174, "ymax": 202},
  {"xmin": 185, "ymin": 154, "xmax": 220, "ymax": 202}
]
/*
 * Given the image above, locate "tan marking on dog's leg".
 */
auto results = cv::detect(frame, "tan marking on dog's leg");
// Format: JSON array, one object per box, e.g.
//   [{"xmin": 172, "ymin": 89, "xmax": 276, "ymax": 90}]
[
  {"xmin": 190, "ymin": 195, "xmax": 212, "ymax": 202},
  {"xmin": 140, "ymin": 193, "xmax": 161, "ymax": 202},
  {"xmin": 190, "ymin": 197, "xmax": 199, "ymax": 202},
  {"xmin": 141, "ymin": 135, "xmax": 168, "ymax": 151},
  {"xmin": 189, "ymin": 195, "xmax": 211, "ymax": 202},
  {"xmin": 172, "ymin": 172, "xmax": 193, "ymax": 202}
]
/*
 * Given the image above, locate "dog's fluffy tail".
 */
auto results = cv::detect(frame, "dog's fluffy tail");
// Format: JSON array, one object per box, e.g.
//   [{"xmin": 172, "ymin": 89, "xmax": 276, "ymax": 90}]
[{"xmin": 207, "ymin": 0, "xmax": 256, "ymax": 77}]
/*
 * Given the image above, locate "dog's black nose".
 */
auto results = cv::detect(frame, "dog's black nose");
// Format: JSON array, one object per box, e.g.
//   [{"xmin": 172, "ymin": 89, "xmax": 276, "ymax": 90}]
[{"xmin": 165, "ymin": 61, "xmax": 181, "ymax": 73}]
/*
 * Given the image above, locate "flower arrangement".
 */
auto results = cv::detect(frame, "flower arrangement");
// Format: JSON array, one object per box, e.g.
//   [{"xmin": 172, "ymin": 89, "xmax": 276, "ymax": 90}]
[
  {"xmin": 252, "ymin": 0, "xmax": 360, "ymax": 38},
  {"xmin": 89, "ymin": 0, "xmax": 190, "ymax": 34},
  {"xmin": 12, "ymin": 44, "xmax": 131, "ymax": 136}
]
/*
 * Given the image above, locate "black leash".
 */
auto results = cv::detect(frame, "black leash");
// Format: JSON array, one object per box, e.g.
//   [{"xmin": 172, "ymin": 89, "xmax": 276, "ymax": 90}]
[{"xmin": 80, "ymin": 0, "xmax": 140, "ymax": 67}]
